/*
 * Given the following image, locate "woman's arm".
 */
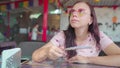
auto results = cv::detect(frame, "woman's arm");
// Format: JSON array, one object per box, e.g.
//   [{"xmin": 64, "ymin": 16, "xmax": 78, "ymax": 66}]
[
  {"xmin": 68, "ymin": 43, "xmax": 120, "ymax": 66},
  {"xmin": 32, "ymin": 41, "xmax": 65, "ymax": 62},
  {"xmin": 32, "ymin": 42, "xmax": 52, "ymax": 62},
  {"xmin": 88, "ymin": 55, "xmax": 120, "ymax": 66},
  {"xmin": 37, "ymin": 31, "xmax": 42, "ymax": 34},
  {"xmin": 88, "ymin": 43, "xmax": 120, "ymax": 66}
]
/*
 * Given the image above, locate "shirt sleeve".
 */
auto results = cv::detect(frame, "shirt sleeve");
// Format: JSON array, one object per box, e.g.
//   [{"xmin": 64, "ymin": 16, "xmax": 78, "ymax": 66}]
[
  {"xmin": 50, "ymin": 31, "xmax": 65, "ymax": 47},
  {"xmin": 100, "ymin": 31, "xmax": 113, "ymax": 50}
]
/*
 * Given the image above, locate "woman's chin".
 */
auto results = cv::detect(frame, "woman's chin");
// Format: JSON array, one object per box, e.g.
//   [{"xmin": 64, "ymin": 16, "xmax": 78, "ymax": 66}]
[{"xmin": 71, "ymin": 25, "xmax": 80, "ymax": 28}]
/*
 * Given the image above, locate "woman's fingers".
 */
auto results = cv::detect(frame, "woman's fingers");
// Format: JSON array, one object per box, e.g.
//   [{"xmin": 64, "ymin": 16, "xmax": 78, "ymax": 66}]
[
  {"xmin": 48, "ymin": 45, "xmax": 65, "ymax": 60},
  {"xmin": 48, "ymin": 52, "xmax": 58, "ymax": 60},
  {"xmin": 68, "ymin": 56, "xmax": 78, "ymax": 61},
  {"xmin": 68, "ymin": 55, "xmax": 89, "ymax": 64},
  {"xmin": 48, "ymin": 52, "xmax": 63, "ymax": 60}
]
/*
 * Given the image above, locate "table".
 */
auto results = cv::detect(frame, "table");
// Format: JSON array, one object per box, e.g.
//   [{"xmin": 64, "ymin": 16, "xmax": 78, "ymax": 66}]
[{"xmin": 21, "ymin": 60, "xmax": 119, "ymax": 68}]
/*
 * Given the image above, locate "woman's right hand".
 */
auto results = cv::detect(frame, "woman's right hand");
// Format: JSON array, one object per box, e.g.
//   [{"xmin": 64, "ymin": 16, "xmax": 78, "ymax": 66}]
[{"xmin": 48, "ymin": 45, "xmax": 65, "ymax": 60}]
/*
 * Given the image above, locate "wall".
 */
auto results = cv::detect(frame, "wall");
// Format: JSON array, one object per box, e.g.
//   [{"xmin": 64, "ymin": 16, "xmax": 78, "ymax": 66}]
[
  {"xmin": 60, "ymin": 7, "xmax": 120, "ymax": 42},
  {"xmin": 60, "ymin": 11, "xmax": 69, "ymax": 30}
]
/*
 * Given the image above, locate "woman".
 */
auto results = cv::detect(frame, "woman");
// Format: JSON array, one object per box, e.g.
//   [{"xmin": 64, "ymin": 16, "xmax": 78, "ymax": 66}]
[
  {"xmin": 32, "ymin": 1, "xmax": 120, "ymax": 66},
  {"xmin": 31, "ymin": 23, "xmax": 42, "ymax": 40}
]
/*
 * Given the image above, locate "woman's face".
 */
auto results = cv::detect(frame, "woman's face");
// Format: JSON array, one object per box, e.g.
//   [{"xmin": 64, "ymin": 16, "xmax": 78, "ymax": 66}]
[
  {"xmin": 35, "ymin": 24, "xmax": 39, "ymax": 28},
  {"xmin": 70, "ymin": 2, "xmax": 92, "ymax": 28}
]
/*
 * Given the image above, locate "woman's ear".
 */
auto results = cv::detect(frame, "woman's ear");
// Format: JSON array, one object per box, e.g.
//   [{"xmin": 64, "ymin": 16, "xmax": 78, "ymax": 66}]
[{"xmin": 89, "ymin": 17, "xmax": 93, "ymax": 25}]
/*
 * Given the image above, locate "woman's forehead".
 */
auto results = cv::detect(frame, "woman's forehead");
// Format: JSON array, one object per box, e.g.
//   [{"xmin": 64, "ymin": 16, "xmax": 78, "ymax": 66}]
[{"xmin": 72, "ymin": 2, "xmax": 90, "ymax": 10}]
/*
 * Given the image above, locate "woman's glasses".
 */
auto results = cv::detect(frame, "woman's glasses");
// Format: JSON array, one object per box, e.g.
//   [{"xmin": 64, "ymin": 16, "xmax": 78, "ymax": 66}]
[{"xmin": 69, "ymin": 8, "xmax": 90, "ymax": 17}]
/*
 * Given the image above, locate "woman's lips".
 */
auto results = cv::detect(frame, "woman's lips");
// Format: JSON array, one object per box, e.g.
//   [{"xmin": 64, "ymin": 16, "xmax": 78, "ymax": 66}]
[{"xmin": 71, "ymin": 19, "xmax": 79, "ymax": 23}]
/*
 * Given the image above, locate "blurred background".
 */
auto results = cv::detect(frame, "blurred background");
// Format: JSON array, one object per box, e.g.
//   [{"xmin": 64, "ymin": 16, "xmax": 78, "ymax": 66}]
[{"xmin": 0, "ymin": 0, "xmax": 120, "ymax": 59}]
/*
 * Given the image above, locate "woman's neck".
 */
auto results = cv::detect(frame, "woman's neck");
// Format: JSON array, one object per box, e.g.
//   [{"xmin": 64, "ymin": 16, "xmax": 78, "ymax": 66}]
[{"xmin": 75, "ymin": 27, "xmax": 89, "ymax": 42}]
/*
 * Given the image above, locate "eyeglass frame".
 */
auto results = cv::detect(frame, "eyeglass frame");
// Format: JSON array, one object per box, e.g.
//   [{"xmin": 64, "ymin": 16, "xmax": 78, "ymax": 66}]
[{"xmin": 69, "ymin": 8, "xmax": 91, "ymax": 17}]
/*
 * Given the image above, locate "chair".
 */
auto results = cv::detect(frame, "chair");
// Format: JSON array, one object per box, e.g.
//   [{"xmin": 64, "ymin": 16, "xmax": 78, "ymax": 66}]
[
  {"xmin": 18, "ymin": 41, "xmax": 45, "ymax": 59},
  {"xmin": 0, "ymin": 41, "xmax": 17, "ymax": 55}
]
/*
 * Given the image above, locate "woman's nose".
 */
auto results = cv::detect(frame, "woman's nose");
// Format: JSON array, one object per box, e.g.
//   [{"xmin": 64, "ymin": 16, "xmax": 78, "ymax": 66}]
[{"xmin": 71, "ymin": 12, "xmax": 78, "ymax": 17}]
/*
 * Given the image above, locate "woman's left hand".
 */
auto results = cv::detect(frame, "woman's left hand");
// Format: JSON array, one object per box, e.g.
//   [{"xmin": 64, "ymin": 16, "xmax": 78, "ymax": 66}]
[{"xmin": 68, "ymin": 55, "xmax": 89, "ymax": 64}]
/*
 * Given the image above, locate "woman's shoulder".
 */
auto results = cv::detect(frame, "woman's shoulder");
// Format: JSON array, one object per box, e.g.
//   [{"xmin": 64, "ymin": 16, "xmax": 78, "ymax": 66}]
[
  {"xmin": 55, "ymin": 30, "xmax": 65, "ymax": 35},
  {"xmin": 99, "ymin": 31, "xmax": 105, "ymax": 35},
  {"xmin": 51, "ymin": 30, "xmax": 65, "ymax": 39},
  {"xmin": 99, "ymin": 31, "xmax": 108, "ymax": 38},
  {"xmin": 50, "ymin": 30, "xmax": 65, "ymax": 46},
  {"xmin": 99, "ymin": 31, "xmax": 113, "ymax": 50}
]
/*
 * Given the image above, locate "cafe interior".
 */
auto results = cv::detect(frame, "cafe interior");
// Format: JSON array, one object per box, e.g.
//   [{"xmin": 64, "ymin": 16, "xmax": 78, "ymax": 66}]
[{"xmin": 0, "ymin": 0, "xmax": 120, "ymax": 67}]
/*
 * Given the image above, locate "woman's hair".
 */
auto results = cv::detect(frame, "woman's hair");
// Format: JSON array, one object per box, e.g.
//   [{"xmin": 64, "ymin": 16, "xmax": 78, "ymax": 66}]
[
  {"xmin": 32, "ymin": 23, "xmax": 39, "ymax": 28},
  {"xmin": 64, "ymin": 1, "xmax": 100, "ymax": 59}
]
